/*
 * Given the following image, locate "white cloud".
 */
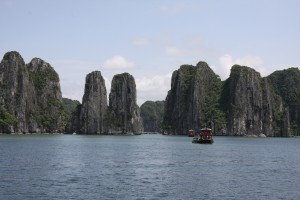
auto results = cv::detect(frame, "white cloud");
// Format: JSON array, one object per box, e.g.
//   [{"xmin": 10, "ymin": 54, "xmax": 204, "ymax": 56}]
[
  {"xmin": 136, "ymin": 73, "xmax": 172, "ymax": 105},
  {"xmin": 136, "ymin": 73, "xmax": 172, "ymax": 91},
  {"xmin": 218, "ymin": 54, "xmax": 235, "ymax": 80},
  {"xmin": 218, "ymin": 54, "xmax": 265, "ymax": 80},
  {"xmin": 103, "ymin": 76, "xmax": 111, "ymax": 104},
  {"xmin": 165, "ymin": 46, "xmax": 182, "ymax": 56},
  {"xmin": 103, "ymin": 56, "xmax": 135, "ymax": 70},
  {"xmin": 50, "ymin": 59, "xmax": 98, "ymax": 102},
  {"xmin": 132, "ymin": 38, "xmax": 149, "ymax": 46},
  {"xmin": 235, "ymin": 56, "xmax": 264, "ymax": 68}
]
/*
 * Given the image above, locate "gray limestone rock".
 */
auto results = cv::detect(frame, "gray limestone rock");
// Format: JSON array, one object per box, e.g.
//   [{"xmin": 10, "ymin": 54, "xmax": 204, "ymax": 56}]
[
  {"xmin": 0, "ymin": 51, "xmax": 68, "ymax": 133},
  {"xmin": 107, "ymin": 73, "xmax": 143, "ymax": 134},
  {"xmin": 80, "ymin": 71, "xmax": 107, "ymax": 134},
  {"xmin": 224, "ymin": 65, "xmax": 289, "ymax": 136},
  {"xmin": 163, "ymin": 62, "xmax": 224, "ymax": 135}
]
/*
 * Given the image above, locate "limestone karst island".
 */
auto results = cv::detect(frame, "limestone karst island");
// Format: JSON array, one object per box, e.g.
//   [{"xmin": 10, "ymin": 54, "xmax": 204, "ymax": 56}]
[{"xmin": 0, "ymin": 51, "xmax": 299, "ymax": 137}]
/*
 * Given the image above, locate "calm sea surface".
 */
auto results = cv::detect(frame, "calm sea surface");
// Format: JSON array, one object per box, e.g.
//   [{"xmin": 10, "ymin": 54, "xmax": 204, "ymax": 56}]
[{"xmin": 0, "ymin": 134, "xmax": 300, "ymax": 200}]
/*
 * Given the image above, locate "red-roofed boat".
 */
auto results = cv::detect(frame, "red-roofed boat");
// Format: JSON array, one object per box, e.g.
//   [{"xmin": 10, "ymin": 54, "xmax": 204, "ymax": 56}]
[
  {"xmin": 188, "ymin": 129, "xmax": 195, "ymax": 137},
  {"xmin": 192, "ymin": 128, "xmax": 214, "ymax": 144}
]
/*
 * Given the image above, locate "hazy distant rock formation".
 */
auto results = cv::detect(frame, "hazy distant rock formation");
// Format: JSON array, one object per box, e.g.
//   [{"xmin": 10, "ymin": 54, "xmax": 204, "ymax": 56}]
[
  {"xmin": 0, "ymin": 51, "xmax": 68, "ymax": 133},
  {"xmin": 66, "ymin": 104, "xmax": 81, "ymax": 134},
  {"xmin": 79, "ymin": 71, "xmax": 108, "ymax": 134},
  {"xmin": 140, "ymin": 101, "xmax": 164, "ymax": 133},
  {"xmin": 63, "ymin": 98, "xmax": 80, "ymax": 114},
  {"xmin": 106, "ymin": 73, "xmax": 143, "ymax": 134},
  {"xmin": 63, "ymin": 98, "xmax": 81, "ymax": 133}
]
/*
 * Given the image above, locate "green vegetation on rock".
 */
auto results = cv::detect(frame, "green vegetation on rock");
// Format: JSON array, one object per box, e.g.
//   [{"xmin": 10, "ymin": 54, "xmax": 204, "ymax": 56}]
[
  {"xmin": 141, "ymin": 101, "xmax": 164, "ymax": 120},
  {"xmin": 0, "ymin": 106, "xmax": 18, "ymax": 127},
  {"xmin": 180, "ymin": 65, "xmax": 196, "ymax": 96},
  {"xmin": 141, "ymin": 101, "xmax": 164, "ymax": 132},
  {"xmin": 112, "ymin": 73, "xmax": 130, "ymax": 89},
  {"xmin": 63, "ymin": 98, "xmax": 80, "ymax": 114},
  {"xmin": 202, "ymin": 75, "xmax": 226, "ymax": 130},
  {"xmin": 28, "ymin": 61, "xmax": 59, "ymax": 94},
  {"xmin": 267, "ymin": 68, "xmax": 300, "ymax": 136},
  {"xmin": 163, "ymin": 62, "xmax": 226, "ymax": 134},
  {"xmin": 0, "ymin": 52, "xmax": 69, "ymax": 133}
]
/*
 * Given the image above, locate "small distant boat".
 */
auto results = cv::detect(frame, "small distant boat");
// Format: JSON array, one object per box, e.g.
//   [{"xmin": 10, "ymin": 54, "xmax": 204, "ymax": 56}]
[
  {"xmin": 187, "ymin": 129, "xmax": 195, "ymax": 137},
  {"xmin": 192, "ymin": 128, "xmax": 213, "ymax": 144}
]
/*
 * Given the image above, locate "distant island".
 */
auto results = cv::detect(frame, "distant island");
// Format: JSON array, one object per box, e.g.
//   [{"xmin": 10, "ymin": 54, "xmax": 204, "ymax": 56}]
[{"xmin": 0, "ymin": 51, "xmax": 299, "ymax": 137}]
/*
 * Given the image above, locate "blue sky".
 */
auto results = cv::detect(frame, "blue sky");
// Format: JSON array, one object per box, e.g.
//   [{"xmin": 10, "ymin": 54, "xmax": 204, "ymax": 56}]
[{"xmin": 1, "ymin": 0, "xmax": 299, "ymax": 105}]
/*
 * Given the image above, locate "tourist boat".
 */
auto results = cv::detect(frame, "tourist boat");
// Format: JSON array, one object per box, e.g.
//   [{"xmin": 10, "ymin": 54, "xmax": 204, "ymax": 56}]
[
  {"xmin": 188, "ymin": 129, "xmax": 195, "ymax": 137},
  {"xmin": 192, "ymin": 128, "xmax": 214, "ymax": 144}
]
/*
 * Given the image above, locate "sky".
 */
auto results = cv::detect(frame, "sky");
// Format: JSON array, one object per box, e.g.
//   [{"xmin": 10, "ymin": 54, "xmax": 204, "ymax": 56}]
[{"xmin": 1, "ymin": 0, "xmax": 299, "ymax": 105}]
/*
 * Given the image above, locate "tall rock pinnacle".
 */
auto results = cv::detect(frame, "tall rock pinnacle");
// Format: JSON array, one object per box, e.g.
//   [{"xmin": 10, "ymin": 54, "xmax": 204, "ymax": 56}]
[
  {"xmin": 107, "ymin": 73, "xmax": 143, "ymax": 134},
  {"xmin": 80, "ymin": 71, "xmax": 108, "ymax": 134}
]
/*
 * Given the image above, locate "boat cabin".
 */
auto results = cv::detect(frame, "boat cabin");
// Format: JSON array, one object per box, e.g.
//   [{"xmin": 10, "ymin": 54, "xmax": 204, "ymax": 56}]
[
  {"xmin": 188, "ymin": 129, "xmax": 195, "ymax": 137},
  {"xmin": 200, "ymin": 128, "xmax": 213, "ymax": 141},
  {"xmin": 192, "ymin": 128, "xmax": 213, "ymax": 144}
]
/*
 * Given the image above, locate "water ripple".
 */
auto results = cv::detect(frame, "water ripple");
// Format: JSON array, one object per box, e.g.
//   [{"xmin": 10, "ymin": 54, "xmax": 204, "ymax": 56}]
[{"xmin": 0, "ymin": 135, "xmax": 300, "ymax": 199}]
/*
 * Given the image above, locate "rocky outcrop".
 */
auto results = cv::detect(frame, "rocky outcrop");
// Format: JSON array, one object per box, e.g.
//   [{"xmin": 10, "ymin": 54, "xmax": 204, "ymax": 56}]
[
  {"xmin": 1, "ymin": 51, "xmax": 298, "ymax": 137},
  {"xmin": 267, "ymin": 68, "xmax": 300, "ymax": 136},
  {"xmin": 67, "ymin": 72, "xmax": 143, "ymax": 135},
  {"xmin": 223, "ymin": 65, "xmax": 289, "ymax": 136},
  {"xmin": 0, "ymin": 51, "xmax": 68, "ymax": 133},
  {"xmin": 140, "ymin": 101, "xmax": 164, "ymax": 133},
  {"xmin": 27, "ymin": 58, "xmax": 68, "ymax": 133},
  {"xmin": 163, "ymin": 62, "xmax": 225, "ymax": 135},
  {"xmin": 79, "ymin": 71, "xmax": 107, "ymax": 134},
  {"xmin": 106, "ymin": 73, "xmax": 143, "ymax": 134},
  {"xmin": 162, "ymin": 62, "xmax": 294, "ymax": 136},
  {"xmin": 0, "ymin": 52, "xmax": 29, "ymax": 133}
]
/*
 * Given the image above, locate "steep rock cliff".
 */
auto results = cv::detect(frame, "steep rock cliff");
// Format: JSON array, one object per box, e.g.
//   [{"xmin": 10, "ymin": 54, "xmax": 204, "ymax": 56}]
[
  {"xmin": 163, "ymin": 62, "xmax": 225, "ymax": 135},
  {"xmin": 80, "ymin": 71, "xmax": 107, "ymax": 134},
  {"xmin": 107, "ymin": 73, "xmax": 143, "ymax": 134},
  {"xmin": 223, "ymin": 65, "xmax": 289, "ymax": 136},
  {"xmin": 0, "ymin": 51, "xmax": 29, "ymax": 133},
  {"xmin": 267, "ymin": 68, "xmax": 300, "ymax": 136},
  {"xmin": 140, "ymin": 101, "xmax": 164, "ymax": 132},
  {"xmin": 0, "ymin": 51, "xmax": 68, "ymax": 133},
  {"xmin": 27, "ymin": 58, "xmax": 68, "ymax": 133}
]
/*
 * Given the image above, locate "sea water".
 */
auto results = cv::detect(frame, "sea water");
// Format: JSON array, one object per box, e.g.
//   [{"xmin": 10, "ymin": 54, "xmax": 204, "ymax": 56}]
[{"xmin": 0, "ymin": 134, "xmax": 300, "ymax": 200}]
